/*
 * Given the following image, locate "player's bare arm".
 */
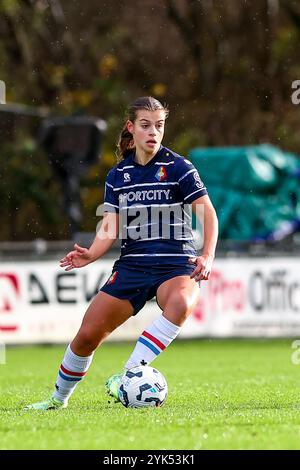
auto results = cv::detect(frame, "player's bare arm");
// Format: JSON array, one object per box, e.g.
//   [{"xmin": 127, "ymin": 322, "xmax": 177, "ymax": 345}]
[
  {"xmin": 60, "ymin": 212, "xmax": 119, "ymax": 271},
  {"xmin": 189, "ymin": 195, "xmax": 218, "ymax": 281}
]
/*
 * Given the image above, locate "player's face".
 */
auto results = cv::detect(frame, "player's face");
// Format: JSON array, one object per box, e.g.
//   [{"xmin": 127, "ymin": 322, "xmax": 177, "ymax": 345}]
[{"xmin": 127, "ymin": 109, "xmax": 166, "ymax": 156}]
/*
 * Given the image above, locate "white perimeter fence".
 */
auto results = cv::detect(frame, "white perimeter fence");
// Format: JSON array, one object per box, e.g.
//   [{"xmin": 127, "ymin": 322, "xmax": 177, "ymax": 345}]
[{"xmin": 0, "ymin": 257, "xmax": 299, "ymax": 343}]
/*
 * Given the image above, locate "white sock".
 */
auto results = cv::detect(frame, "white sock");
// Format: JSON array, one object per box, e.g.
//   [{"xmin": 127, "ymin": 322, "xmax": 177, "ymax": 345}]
[
  {"xmin": 125, "ymin": 315, "xmax": 181, "ymax": 369},
  {"xmin": 53, "ymin": 344, "xmax": 94, "ymax": 403}
]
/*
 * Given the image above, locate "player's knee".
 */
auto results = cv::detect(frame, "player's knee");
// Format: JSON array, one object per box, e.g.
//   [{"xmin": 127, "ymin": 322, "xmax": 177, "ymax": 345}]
[
  {"xmin": 75, "ymin": 328, "xmax": 102, "ymax": 354},
  {"xmin": 166, "ymin": 294, "xmax": 194, "ymax": 319}
]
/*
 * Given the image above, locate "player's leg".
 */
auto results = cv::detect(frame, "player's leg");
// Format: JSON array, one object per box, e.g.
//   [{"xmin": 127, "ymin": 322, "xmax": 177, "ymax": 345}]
[
  {"xmin": 24, "ymin": 292, "xmax": 133, "ymax": 410},
  {"xmin": 124, "ymin": 276, "xmax": 200, "ymax": 369},
  {"xmin": 156, "ymin": 275, "xmax": 200, "ymax": 326},
  {"xmin": 71, "ymin": 291, "xmax": 134, "ymax": 355}
]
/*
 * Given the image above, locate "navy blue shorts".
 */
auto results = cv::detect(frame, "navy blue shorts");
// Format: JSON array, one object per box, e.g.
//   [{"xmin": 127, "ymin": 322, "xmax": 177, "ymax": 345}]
[{"xmin": 99, "ymin": 257, "xmax": 196, "ymax": 315}]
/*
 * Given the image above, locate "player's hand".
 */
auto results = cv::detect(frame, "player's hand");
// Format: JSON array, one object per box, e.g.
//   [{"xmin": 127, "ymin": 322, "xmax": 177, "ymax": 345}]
[
  {"xmin": 188, "ymin": 255, "xmax": 214, "ymax": 281},
  {"xmin": 59, "ymin": 244, "xmax": 92, "ymax": 271}
]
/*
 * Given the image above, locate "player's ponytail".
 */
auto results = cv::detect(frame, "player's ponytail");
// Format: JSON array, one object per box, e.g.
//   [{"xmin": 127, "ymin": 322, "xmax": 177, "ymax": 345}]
[
  {"xmin": 117, "ymin": 125, "xmax": 134, "ymax": 162},
  {"xmin": 116, "ymin": 96, "xmax": 168, "ymax": 162}
]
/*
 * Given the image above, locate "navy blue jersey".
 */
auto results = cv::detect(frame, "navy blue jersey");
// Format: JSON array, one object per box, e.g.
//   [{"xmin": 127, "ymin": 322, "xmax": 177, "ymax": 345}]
[{"xmin": 103, "ymin": 146, "xmax": 207, "ymax": 259}]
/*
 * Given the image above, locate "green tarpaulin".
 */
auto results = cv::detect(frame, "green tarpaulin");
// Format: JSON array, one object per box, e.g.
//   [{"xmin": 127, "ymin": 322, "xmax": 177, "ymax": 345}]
[{"xmin": 188, "ymin": 144, "xmax": 300, "ymax": 241}]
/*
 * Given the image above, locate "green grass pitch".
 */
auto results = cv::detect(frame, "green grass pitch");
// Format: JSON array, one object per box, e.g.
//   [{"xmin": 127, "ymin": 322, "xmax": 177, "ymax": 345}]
[{"xmin": 1, "ymin": 339, "xmax": 300, "ymax": 450}]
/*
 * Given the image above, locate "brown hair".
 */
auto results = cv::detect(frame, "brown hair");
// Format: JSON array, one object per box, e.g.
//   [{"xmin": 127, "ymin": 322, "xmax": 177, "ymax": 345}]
[{"xmin": 116, "ymin": 96, "xmax": 169, "ymax": 161}]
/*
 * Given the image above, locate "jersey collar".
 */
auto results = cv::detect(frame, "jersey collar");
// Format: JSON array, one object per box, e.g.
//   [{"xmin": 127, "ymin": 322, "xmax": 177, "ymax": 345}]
[{"xmin": 129, "ymin": 145, "xmax": 165, "ymax": 167}]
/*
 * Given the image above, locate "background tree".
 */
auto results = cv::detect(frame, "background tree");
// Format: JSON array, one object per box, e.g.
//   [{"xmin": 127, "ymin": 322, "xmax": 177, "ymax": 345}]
[{"xmin": 0, "ymin": 0, "xmax": 300, "ymax": 240}]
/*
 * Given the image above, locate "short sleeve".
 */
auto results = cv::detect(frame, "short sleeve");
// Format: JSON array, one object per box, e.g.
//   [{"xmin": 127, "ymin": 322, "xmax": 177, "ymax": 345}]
[
  {"xmin": 176, "ymin": 158, "xmax": 208, "ymax": 203},
  {"xmin": 103, "ymin": 169, "xmax": 119, "ymax": 213}
]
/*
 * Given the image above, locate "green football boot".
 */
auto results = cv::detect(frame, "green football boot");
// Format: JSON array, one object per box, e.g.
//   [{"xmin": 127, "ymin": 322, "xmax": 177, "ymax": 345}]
[
  {"xmin": 24, "ymin": 396, "xmax": 67, "ymax": 411},
  {"xmin": 105, "ymin": 373, "xmax": 123, "ymax": 402}
]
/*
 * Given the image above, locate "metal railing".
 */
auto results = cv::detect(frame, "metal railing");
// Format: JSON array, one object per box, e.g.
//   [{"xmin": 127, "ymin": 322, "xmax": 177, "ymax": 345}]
[{"xmin": 1, "ymin": 235, "xmax": 300, "ymax": 261}]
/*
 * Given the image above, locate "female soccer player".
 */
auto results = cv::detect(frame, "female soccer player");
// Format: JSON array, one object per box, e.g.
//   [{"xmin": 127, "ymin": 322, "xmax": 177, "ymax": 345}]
[{"xmin": 25, "ymin": 96, "xmax": 218, "ymax": 410}]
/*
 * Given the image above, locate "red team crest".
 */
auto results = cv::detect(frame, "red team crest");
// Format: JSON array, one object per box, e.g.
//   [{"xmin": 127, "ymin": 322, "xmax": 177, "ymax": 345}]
[
  {"xmin": 155, "ymin": 166, "xmax": 167, "ymax": 181},
  {"xmin": 107, "ymin": 271, "xmax": 118, "ymax": 285}
]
